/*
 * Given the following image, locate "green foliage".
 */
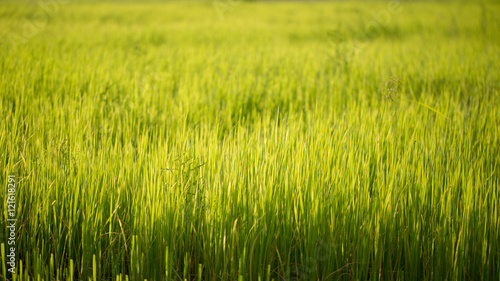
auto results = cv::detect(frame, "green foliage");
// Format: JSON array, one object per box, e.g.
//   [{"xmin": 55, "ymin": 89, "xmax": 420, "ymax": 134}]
[{"xmin": 1, "ymin": 0, "xmax": 500, "ymax": 280}]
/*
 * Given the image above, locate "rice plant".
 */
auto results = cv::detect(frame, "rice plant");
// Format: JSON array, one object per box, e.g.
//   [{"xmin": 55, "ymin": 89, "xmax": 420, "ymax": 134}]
[{"xmin": 1, "ymin": 0, "xmax": 499, "ymax": 280}]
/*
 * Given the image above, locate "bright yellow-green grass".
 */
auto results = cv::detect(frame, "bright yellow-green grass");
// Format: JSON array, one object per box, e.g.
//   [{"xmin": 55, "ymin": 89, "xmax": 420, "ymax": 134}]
[{"xmin": 1, "ymin": 0, "xmax": 499, "ymax": 280}]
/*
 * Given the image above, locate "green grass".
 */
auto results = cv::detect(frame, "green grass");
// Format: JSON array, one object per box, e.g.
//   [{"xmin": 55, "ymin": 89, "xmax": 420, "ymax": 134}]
[{"xmin": 1, "ymin": 0, "xmax": 500, "ymax": 280}]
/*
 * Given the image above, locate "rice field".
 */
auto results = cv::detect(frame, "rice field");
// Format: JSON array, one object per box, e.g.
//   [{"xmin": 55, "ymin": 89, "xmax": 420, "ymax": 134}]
[{"xmin": 1, "ymin": 0, "xmax": 500, "ymax": 280}]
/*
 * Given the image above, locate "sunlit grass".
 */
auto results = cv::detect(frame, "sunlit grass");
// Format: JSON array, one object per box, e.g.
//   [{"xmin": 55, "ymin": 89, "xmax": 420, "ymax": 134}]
[{"xmin": 1, "ymin": 0, "xmax": 500, "ymax": 280}]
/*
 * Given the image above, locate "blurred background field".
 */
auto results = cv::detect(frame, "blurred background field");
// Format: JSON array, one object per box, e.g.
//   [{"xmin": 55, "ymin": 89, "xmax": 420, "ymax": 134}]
[{"xmin": 1, "ymin": 0, "xmax": 499, "ymax": 280}]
